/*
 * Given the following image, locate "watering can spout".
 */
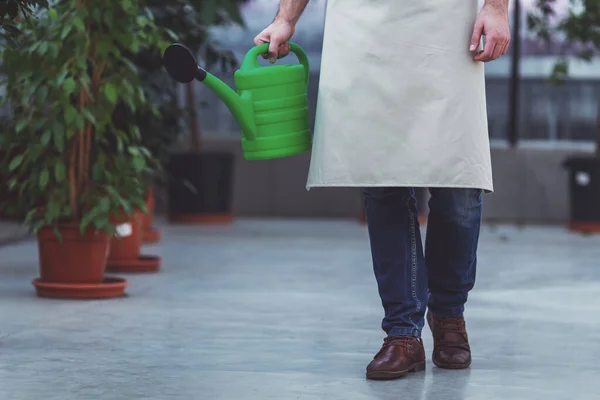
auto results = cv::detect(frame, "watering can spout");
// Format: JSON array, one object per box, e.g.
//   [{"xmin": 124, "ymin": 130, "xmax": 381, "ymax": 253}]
[
  {"xmin": 201, "ymin": 74, "xmax": 256, "ymax": 139},
  {"xmin": 162, "ymin": 43, "xmax": 256, "ymax": 139}
]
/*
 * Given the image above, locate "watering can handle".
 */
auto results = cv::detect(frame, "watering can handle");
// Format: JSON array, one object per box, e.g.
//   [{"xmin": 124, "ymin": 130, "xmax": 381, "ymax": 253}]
[{"xmin": 240, "ymin": 42, "xmax": 310, "ymax": 85}]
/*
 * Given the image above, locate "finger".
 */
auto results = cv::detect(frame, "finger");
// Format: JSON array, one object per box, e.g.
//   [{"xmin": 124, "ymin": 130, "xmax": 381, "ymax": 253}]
[
  {"xmin": 497, "ymin": 41, "xmax": 506, "ymax": 58},
  {"xmin": 268, "ymin": 35, "xmax": 283, "ymax": 63},
  {"xmin": 475, "ymin": 40, "xmax": 496, "ymax": 62},
  {"xmin": 470, "ymin": 20, "xmax": 484, "ymax": 52},
  {"xmin": 254, "ymin": 34, "xmax": 270, "ymax": 59},
  {"xmin": 500, "ymin": 38, "xmax": 511, "ymax": 56},
  {"xmin": 253, "ymin": 35, "xmax": 266, "ymax": 46},
  {"xmin": 491, "ymin": 41, "xmax": 503, "ymax": 60},
  {"xmin": 277, "ymin": 42, "xmax": 290, "ymax": 59}
]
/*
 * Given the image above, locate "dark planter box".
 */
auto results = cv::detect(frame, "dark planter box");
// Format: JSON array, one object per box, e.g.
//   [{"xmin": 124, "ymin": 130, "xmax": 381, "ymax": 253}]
[
  {"xmin": 166, "ymin": 151, "xmax": 235, "ymax": 223},
  {"xmin": 564, "ymin": 155, "xmax": 600, "ymax": 232}
]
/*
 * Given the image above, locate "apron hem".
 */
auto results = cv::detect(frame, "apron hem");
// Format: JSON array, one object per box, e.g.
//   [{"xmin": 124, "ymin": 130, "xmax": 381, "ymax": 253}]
[{"xmin": 306, "ymin": 182, "xmax": 493, "ymax": 193}]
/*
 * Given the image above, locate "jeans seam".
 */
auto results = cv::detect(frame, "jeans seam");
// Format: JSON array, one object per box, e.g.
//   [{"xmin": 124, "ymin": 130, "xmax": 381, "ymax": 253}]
[{"xmin": 407, "ymin": 188, "xmax": 422, "ymax": 330}]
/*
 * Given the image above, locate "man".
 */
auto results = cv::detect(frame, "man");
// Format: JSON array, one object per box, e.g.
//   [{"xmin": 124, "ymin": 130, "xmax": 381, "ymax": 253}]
[{"xmin": 255, "ymin": 0, "xmax": 510, "ymax": 379}]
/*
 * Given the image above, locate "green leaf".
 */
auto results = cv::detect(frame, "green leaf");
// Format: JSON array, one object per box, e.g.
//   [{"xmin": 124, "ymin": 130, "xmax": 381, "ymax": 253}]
[
  {"xmin": 48, "ymin": 42, "xmax": 60, "ymax": 59},
  {"xmin": 54, "ymin": 162, "xmax": 66, "ymax": 182},
  {"xmin": 99, "ymin": 197, "xmax": 110, "ymax": 212},
  {"xmin": 136, "ymin": 16, "xmax": 149, "ymax": 27},
  {"xmin": 39, "ymin": 169, "xmax": 49, "ymax": 188},
  {"xmin": 63, "ymin": 78, "xmax": 76, "ymax": 95},
  {"xmin": 75, "ymin": 115, "xmax": 85, "ymax": 131},
  {"xmin": 73, "ymin": 17, "xmax": 85, "ymax": 32},
  {"xmin": 8, "ymin": 178, "xmax": 17, "ymax": 190},
  {"xmin": 54, "ymin": 131, "xmax": 66, "ymax": 149},
  {"xmin": 52, "ymin": 122, "xmax": 65, "ymax": 151},
  {"xmin": 24, "ymin": 209, "xmax": 37, "ymax": 224},
  {"xmin": 28, "ymin": 42, "xmax": 40, "ymax": 54},
  {"xmin": 104, "ymin": 83, "xmax": 118, "ymax": 104},
  {"xmin": 36, "ymin": 86, "xmax": 48, "ymax": 104},
  {"xmin": 96, "ymin": 39, "xmax": 112, "ymax": 56},
  {"xmin": 41, "ymin": 131, "xmax": 51, "ymax": 146},
  {"xmin": 56, "ymin": 70, "xmax": 68, "ymax": 86},
  {"xmin": 15, "ymin": 119, "xmax": 27, "ymax": 133},
  {"xmin": 48, "ymin": 8, "xmax": 58, "ymax": 20},
  {"xmin": 60, "ymin": 25, "xmax": 72, "ymax": 40},
  {"xmin": 65, "ymin": 105, "xmax": 77, "ymax": 123},
  {"xmin": 92, "ymin": 163, "xmax": 103, "ymax": 180},
  {"xmin": 133, "ymin": 155, "xmax": 145, "ymax": 171},
  {"xmin": 80, "ymin": 206, "xmax": 101, "ymax": 233},
  {"xmin": 51, "ymin": 225, "xmax": 63, "ymax": 243},
  {"xmin": 47, "ymin": 201, "xmax": 60, "ymax": 219},
  {"xmin": 165, "ymin": 29, "xmax": 178, "ymax": 41},
  {"xmin": 82, "ymin": 109, "xmax": 96, "ymax": 124},
  {"xmin": 9, "ymin": 155, "xmax": 23, "ymax": 171},
  {"xmin": 38, "ymin": 41, "xmax": 48, "ymax": 55}
]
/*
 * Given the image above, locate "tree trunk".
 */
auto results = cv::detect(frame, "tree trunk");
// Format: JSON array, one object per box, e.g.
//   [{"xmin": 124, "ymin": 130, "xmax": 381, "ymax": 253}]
[{"xmin": 185, "ymin": 83, "xmax": 202, "ymax": 154}]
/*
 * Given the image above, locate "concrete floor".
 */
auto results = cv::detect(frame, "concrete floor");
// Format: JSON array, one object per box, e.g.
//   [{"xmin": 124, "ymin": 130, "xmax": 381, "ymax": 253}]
[
  {"xmin": 0, "ymin": 219, "xmax": 599, "ymax": 400},
  {"xmin": 0, "ymin": 220, "xmax": 29, "ymax": 245}
]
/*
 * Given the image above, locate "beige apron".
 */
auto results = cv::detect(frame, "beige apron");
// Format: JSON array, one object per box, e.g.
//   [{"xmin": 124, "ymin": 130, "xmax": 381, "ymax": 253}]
[{"xmin": 306, "ymin": 0, "xmax": 493, "ymax": 192}]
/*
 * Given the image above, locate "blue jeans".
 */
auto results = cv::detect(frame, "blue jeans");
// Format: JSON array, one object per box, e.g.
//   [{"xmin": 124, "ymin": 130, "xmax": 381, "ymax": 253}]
[{"xmin": 362, "ymin": 187, "xmax": 483, "ymax": 338}]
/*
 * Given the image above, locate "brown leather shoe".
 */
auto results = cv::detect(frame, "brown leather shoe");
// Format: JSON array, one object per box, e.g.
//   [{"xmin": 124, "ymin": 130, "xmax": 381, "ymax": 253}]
[
  {"xmin": 366, "ymin": 336, "xmax": 426, "ymax": 380},
  {"xmin": 427, "ymin": 311, "xmax": 472, "ymax": 369}
]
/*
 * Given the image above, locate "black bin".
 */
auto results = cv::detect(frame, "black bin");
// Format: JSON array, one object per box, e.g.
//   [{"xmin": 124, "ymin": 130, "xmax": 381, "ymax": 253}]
[{"xmin": 564, "ymin": 156, "xmax": 600, "ymax": 226}]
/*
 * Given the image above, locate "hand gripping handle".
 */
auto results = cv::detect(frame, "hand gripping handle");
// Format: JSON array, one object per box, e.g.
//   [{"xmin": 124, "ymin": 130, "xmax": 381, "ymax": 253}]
[{"xmin": 240, "ymin": 42, "xmax": 310, "ymax": 85}]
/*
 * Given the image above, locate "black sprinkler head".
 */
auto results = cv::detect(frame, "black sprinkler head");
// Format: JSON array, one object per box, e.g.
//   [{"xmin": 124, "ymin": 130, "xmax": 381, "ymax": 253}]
[{"xmin": 163, "ymin": 43, "xmax": 205, "ymax": 83}]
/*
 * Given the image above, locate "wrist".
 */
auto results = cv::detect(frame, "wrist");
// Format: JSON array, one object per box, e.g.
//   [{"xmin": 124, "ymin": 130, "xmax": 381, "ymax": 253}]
[
  {"xmin": 274, "ymin": 14, "xmax": 297, "ymax": 26},
  {"xmin": 484, "ymin": 0, "xmax": 509, "ymax": 13}
]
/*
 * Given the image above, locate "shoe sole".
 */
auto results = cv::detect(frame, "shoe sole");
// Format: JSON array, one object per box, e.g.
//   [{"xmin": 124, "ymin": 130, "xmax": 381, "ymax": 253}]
[
  {"xmin": 366, "ymin": 360, "xmax": 426, "ymax": 380},
  {"xmin": 432, "ymin": 360, "xmax": 471, "ymax": 370}
]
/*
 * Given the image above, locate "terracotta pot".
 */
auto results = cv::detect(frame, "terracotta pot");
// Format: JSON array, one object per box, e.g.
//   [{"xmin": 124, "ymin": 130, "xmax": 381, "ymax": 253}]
[
  {"xmin": 37, "ymin": 224, "xmax": 110, "ymax": 284},
  {"xmin": 143, "ymin": 188, "xmax": 154, "ymax": 231},
  {"xmin": 108, "ymin": 210, "xmax": 143, "ymax": 261}
]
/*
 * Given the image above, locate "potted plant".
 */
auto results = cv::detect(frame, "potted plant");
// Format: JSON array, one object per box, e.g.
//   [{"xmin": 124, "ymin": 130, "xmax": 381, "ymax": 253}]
[
  {"xmin": 155, "ymin": 0, "xmax": 249, "ymax": 224},
  {"xmin": 124, "ymin": 2, "xmax": 184, "ymax": 242},
  {"xmin": 106, "ymin": 208, "xmax": 162, "ymax": 273},
  {"xmin": 0, "ymin": 0, "xmax": 166, "ymax": 298},
  {"xmin": 528, "ymin": 0, "xmax": 600, "ymax": 233}
]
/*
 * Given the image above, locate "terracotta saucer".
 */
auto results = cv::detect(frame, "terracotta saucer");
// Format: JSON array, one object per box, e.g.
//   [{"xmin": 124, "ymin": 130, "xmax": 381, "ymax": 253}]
[
  {"xmin": 142, "ymin": 227, "xmax": 161, "ymax": 243},
  {"xmin": 106, "ymin": 255, "xmax": 161, "ymax": 273},
  {"xmin": 32, "ymin": 276, "xmax": 128, "ymax": 299},
  {"xmin": 570, "ymin": 222, "xmax": 600, "ymax": 234}
]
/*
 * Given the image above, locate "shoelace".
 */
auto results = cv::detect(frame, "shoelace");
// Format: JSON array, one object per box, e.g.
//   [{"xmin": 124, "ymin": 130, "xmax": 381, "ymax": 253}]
[
  {"xmin": 434, "ymin": 317, "xmax": 469, "ymax": 349},
  {"xmin": 379, "ymin": 336, "xmax": 413, "ymax": 353}
]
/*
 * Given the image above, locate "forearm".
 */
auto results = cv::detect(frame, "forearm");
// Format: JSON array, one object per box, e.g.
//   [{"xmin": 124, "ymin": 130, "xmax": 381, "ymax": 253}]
[{"xmin": 275, "ymin": 0, "xmax": 310, "ymax": 25}]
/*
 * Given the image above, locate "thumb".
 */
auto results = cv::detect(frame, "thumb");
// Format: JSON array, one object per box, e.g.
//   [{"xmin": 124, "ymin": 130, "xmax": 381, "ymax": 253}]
[{"xmin": 470, "ymin": 20, "xmax": 484, "ymax": 51}]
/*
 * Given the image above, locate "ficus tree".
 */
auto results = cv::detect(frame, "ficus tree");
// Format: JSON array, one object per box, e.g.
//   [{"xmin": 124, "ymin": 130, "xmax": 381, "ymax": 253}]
[{"xmin": 0, "ymin": 0, "xmax": 168, "ymax": 236}]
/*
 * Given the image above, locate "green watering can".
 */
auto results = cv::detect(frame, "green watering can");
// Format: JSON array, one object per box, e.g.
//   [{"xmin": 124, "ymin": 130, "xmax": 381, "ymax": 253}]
[{"xmin": 162, "ymin": 42, "xmax": 313, "ymax": 160}]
